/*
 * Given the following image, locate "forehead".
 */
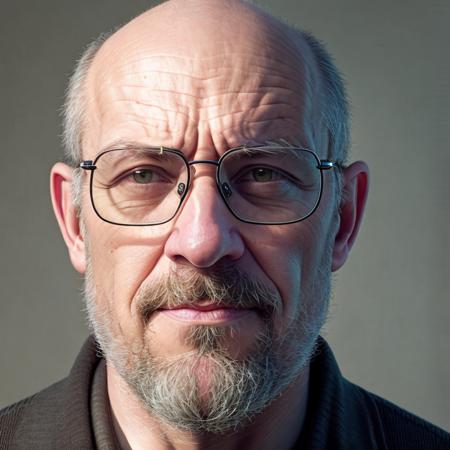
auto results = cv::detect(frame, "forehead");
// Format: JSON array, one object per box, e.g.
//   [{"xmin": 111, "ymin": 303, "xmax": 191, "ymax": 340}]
[{"xmin": 82, "ymin": 7, "xmax": 322, "ymax": 160}]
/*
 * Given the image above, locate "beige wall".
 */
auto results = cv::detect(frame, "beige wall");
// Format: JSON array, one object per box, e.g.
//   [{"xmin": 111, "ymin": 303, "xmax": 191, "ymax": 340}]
[{"xmin": 1, "ymin": 0, "xmax": 448, "ymax": 431}]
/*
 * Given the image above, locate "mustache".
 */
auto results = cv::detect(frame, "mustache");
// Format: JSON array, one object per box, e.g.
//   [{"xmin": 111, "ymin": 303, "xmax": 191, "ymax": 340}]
[{"xmin": 136, "ymin": 262, "xmax": 281, "ymax": 323}]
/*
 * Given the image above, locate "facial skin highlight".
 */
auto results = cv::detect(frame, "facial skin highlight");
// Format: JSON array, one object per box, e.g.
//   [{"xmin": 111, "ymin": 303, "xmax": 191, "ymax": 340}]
[{"xmin": 51, "ymin": 0, "xmax": 369, "ymax": 448}]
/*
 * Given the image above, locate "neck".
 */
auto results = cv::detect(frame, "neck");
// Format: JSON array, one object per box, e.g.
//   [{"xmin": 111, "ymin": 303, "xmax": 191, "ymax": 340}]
[{"xmin": 107, "ymin": 363, "xmax": 310, "ymax": 450}]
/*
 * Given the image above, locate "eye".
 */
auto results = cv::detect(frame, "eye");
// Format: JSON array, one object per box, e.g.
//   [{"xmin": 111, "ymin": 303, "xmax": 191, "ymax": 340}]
[
  {"xmin": 251, "ymin": 168, "xmax": 279, "ymax": 182},
  {"xmin": 132, "ymin": 169, "xmax": 154, "ymax": 184}
]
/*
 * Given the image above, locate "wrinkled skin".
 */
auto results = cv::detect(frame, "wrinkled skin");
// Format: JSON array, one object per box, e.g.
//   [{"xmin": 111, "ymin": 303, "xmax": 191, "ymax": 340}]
[{"xmin": 51, "ymin": 1, "xmax": 368, "ymax": 449}]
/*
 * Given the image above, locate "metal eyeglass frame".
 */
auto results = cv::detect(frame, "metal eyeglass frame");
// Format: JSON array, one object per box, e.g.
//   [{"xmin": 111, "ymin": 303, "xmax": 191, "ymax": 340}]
[{"xmin": 79, "ymin": 145, "xmax": 335, "ymax": 226}]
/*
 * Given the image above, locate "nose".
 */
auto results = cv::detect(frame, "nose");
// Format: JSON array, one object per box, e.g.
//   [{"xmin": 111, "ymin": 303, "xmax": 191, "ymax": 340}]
[{"xmin": 164, "ymin": 176, "xmax": 245, "ymax": 268}]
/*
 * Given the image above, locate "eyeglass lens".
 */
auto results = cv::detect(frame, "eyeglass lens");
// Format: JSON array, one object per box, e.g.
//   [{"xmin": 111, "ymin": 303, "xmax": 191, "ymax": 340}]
[
  {"xmin": 89, "ymin": 147, "xmax": 322, "ymax": 225},
  {"xmin": 91, "ymin": 148, "xmax": 189, "ymax": 225},
  {"xmin": 218, "ymin": 147, "xmax": 321, "ymax": 224}
]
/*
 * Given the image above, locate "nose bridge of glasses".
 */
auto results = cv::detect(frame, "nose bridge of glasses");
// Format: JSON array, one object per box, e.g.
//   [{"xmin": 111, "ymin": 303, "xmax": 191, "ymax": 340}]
[
  {"xmin": 176, "ymin": 159, "xmax": 234, "ymax": 229},
  {"xmin": 186, "ymin": 159, "xmax": 221, "ymax": 188},
  {"xmin": 188, "ymin": 159, "xmax": 220, "ymax": 168}
]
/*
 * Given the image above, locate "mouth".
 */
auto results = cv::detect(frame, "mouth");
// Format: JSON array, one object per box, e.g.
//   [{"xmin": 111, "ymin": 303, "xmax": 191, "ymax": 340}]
[{"xmin": 156, "ymin": 303, "xmax": 256, "ymax": 323}]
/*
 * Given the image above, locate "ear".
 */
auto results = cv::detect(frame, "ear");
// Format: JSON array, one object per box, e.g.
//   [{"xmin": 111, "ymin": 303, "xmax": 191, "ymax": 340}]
[
  {"xmin": 332, "ymin": 161, "xmax": 369, "ymax": 272},
  {"xmin": 50, "ymin": 162, "xmax": 86, "ymax": 274}
]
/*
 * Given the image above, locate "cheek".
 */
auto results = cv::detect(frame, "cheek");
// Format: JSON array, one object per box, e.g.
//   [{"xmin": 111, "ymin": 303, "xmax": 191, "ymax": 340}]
[
  {"xmin": 250, "ymin": 217, "xmax": 333, "ymax": 330},
  {"xmin": 244, "ymin": 227, "xmax": 302, "ymax": 328},
  {"xmin": 86, "ymin": 220, "xmax": 170, "ymax": 336}
]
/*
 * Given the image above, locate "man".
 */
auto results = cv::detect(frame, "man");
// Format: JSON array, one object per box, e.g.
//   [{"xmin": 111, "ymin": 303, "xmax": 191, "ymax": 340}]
[{"xmin": 1, "ymin": 0, "xmax": 449, "ymax": 448}]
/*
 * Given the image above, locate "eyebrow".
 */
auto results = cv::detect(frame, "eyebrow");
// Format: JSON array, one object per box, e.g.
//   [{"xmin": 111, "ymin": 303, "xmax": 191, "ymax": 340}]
[
  {"xmin": 258, "ymin": 138, "xmax": 305, "ymax": 149},
  {"xmin": 92, "ymin": 137, "xmax": 308, "ymax": 161},
  {"xmin": 95, "ymin": 139, "xmax": 163, "ymax": 157}
]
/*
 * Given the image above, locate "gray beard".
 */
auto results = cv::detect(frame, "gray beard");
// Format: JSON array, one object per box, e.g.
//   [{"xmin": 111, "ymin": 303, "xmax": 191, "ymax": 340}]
[{"xmin": 83, "ymin": 260, "xmax": 330, "ymax": 434}]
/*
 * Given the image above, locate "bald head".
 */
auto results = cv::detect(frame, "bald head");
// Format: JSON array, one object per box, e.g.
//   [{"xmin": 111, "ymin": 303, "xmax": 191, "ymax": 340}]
[
  {"xmin": 104, "ymin": 0, "xmax": 319, "ymax": 71},
  {"xmin": 101, "ymin": 0, "xmax": 298, "ymax": 56},
  {"xmin": 63, "ymin": 0, "xmax": 348, "ymax": 173}
]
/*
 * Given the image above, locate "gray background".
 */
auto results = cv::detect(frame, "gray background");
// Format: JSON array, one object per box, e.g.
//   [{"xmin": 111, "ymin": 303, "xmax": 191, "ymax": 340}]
[{"xmin": 1, "ymin": 0, "xmax": 449, "ymax": 431}]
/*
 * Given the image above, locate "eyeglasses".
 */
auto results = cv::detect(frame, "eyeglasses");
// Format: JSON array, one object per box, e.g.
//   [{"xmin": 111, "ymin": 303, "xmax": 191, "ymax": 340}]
[{"xmin": 79, "ymin": 145, "xmax": 335, "ymax": 226}]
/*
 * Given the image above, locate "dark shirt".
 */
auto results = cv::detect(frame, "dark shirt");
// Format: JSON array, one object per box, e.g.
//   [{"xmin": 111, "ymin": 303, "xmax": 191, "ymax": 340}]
[{"xmin": 1, "ymin": 336, "xmax": 449, "ymax": 449}]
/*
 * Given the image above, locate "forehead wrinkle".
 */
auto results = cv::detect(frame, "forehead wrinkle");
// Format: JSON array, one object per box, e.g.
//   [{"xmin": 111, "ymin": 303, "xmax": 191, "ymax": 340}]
[
  {"xmin": 84, "ymin": 1, "xmax": 323, "ymax": 157},
  {"xmin": 91, "ymin": 54, "xmax": 310, "ymax": 138},
  {"xmin": 115, "ymin": 66, "xmax": 303, "ymax": 94},
  {"xmin": 111, "ymin": 46, "xmax": 305, "ymax": 80},
  {"xmin": 85, "ymin": 93, "xmax": 193, "ymax": 156},
  {"xmin": 206, "ymin": 99, "xmax": 301, "ymax": 126},
  {"xmin": 100, "ymin": 52, "xmax": 300, "ymax": 79},
  {"xmin": 88, "ymin": 64, "xmax": 197, "ymax": 149},
  {"xmin": 214, "ymin": 117, "xmax": 309, "ymax": 150},
  {"xmin": 99, "ymin": 48, "xmax": 306, "ymax": 95},
  {"xmin": 109, "ymin": 102, "xmax": 191, "ymax": 129}
]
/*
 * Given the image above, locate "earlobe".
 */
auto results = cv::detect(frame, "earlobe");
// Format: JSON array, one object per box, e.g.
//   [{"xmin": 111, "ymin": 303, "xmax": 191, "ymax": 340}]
[
  {"xmin": 50, "ymin": 162, "xmax": 86, "ymax": 274},
  {"xmin": 332, "ymin": 161, "xmax": 369, "ymax": 272}
]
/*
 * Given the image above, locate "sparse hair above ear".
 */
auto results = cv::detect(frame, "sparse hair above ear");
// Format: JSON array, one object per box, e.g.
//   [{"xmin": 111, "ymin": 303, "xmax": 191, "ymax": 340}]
[
  {"xmin": 300, "ymin": 31, "xmax": 350, "ymax": 165},
  {"xmin": 62, "ymin": 34, "xmax": 109, "ymax": 167},
  {"xmin": 61, "ymin": 32, "xmax": 112, "ymax": 207}
]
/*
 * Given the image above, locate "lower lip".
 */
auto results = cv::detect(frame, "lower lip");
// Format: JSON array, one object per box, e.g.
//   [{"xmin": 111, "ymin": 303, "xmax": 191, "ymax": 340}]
[{"xmin": 158, "ymin": 308, "xmax": 254, "ymax": 323}]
